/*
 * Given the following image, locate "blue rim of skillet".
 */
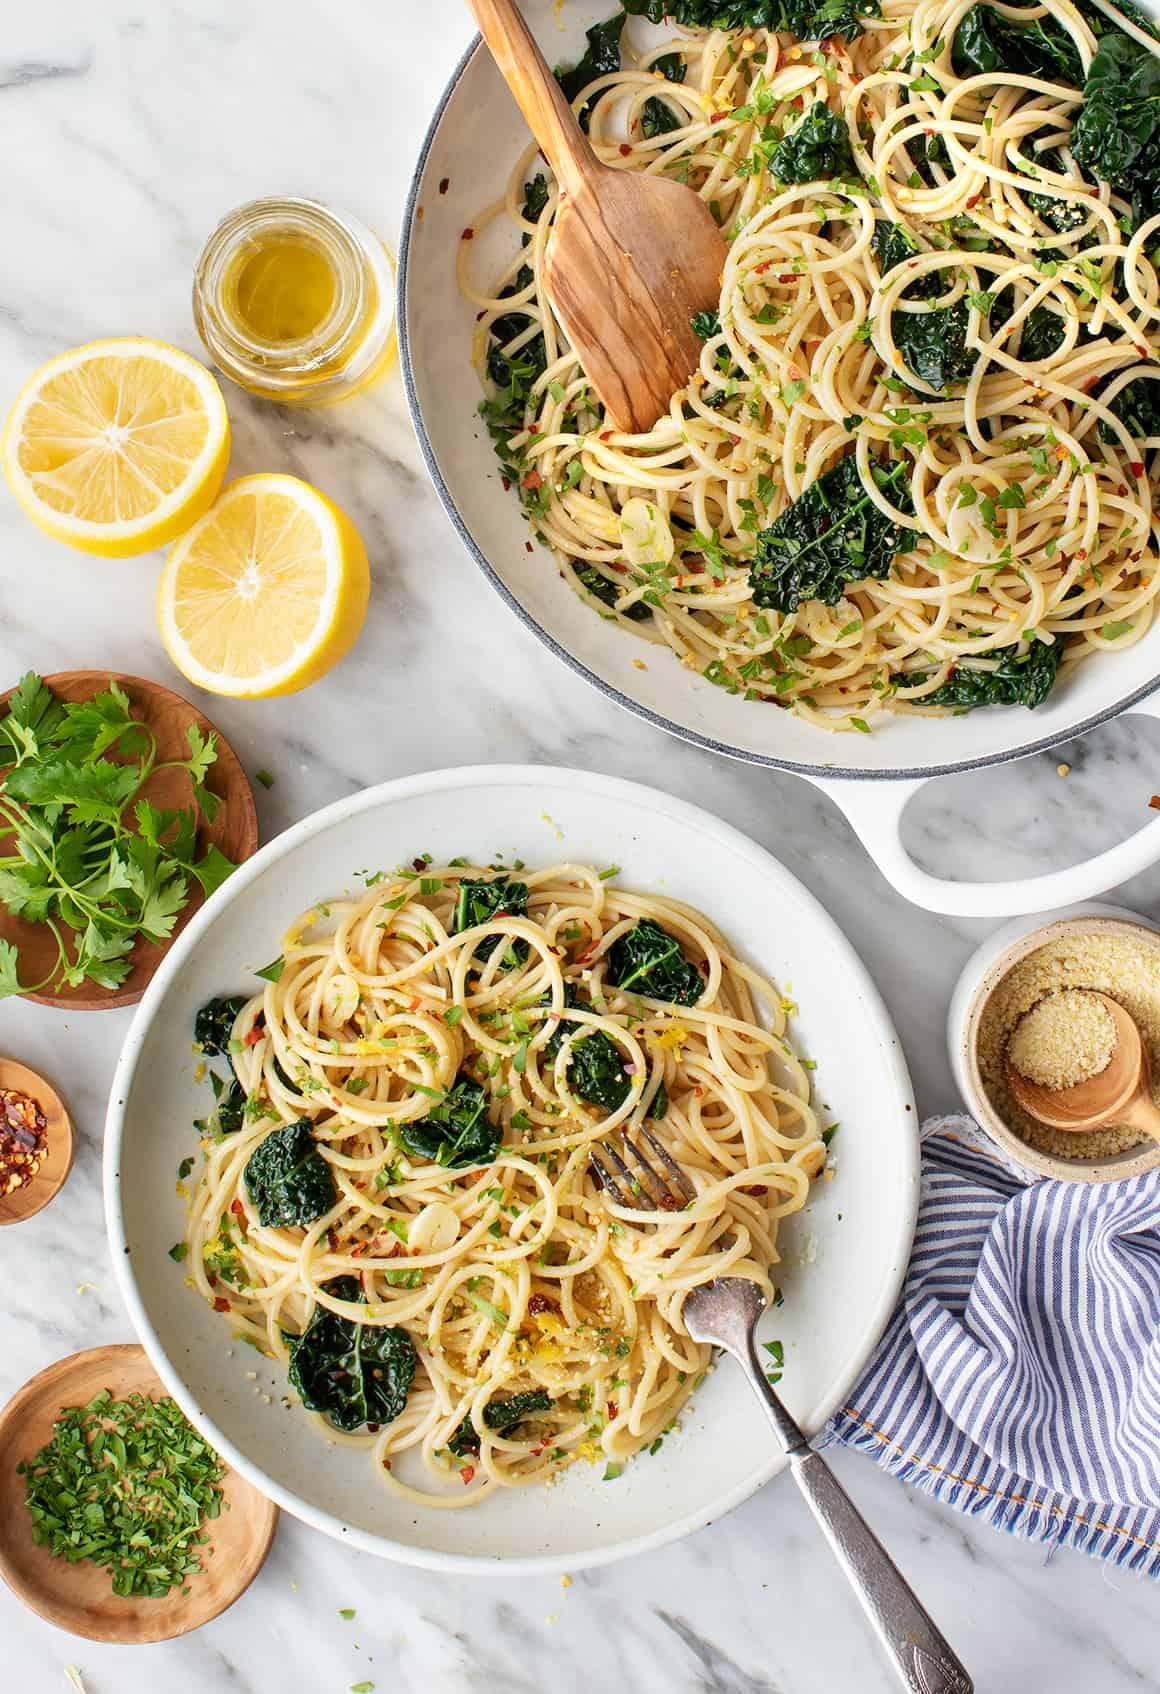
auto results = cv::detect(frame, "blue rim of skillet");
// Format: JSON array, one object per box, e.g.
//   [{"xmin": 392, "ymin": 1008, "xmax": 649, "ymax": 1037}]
[{"xmin": 397, "ymin": 36, "xmax": 1160, "ymax": 784}]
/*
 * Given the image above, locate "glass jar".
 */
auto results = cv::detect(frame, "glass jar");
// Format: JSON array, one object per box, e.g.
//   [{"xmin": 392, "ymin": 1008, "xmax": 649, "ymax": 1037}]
[{"xmin": 192, "ymin": 197, "xmax": 396, "ymax": 406}]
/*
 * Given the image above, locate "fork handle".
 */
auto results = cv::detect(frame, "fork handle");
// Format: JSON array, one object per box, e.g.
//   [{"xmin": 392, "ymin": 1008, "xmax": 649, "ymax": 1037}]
[
  {"xmin": 465, "ymin": 0, "xmax": 598, "ymax": 197},
  {"xmin": 742, "ymin": 1343, "xmax": 972, "ymax": 1693},
  {"xmin": 787, "ymin": 1450, "xmax": 973, "ymax": 1694}
]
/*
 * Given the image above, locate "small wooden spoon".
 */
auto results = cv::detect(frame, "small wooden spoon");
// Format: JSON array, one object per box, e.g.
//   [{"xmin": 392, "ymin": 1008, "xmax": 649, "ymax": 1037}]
[
  {"xmin": 467, "ymin": 0, "xmax": 726, "ymax": 434},
  {"xmin": 1006, "ymin": 992, "xmax": 1160, "ymax": 1142}
]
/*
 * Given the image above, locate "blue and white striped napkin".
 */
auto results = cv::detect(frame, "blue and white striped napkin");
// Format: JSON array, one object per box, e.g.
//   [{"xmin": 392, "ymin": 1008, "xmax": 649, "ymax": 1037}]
[{"xmin": 828, "ymin": 1116, "xmax": 1160, "ymax": 1578}]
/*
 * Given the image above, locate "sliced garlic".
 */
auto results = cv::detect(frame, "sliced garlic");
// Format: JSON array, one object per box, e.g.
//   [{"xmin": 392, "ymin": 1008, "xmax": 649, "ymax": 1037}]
[
  {"xmin": 409, "ymin": 1201, "xmax": 460, "ymax": 1254},
  {"xmin": 619, "ymin": 497, "xmax": 675, "ymax": 566},
  {"xmin": 322, "ymin": 973, "xmax": 361, "ymax": 1023}
]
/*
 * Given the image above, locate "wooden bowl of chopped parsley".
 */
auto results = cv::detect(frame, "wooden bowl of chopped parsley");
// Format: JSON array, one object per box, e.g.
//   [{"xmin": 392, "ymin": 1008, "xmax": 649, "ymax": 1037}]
[{"xmin": 0, "ymin": 1344, "xmax": 277, "ymax": 1641}]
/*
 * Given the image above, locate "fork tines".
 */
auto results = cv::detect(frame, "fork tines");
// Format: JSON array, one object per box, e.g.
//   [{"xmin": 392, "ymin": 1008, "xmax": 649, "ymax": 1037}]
[{"xmin": 590, "ymin": 1126, "xmax": 696, "ymax": 1212}]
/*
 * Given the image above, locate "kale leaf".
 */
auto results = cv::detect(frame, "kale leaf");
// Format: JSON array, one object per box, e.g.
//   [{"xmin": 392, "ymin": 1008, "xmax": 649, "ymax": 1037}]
[
  {"xmin": 453, "ymin": 875, "xmax": 530, "ymax": 964},
  {"xmin": 692, "ymin": 310, "xmax": 722, "ymax": 340},
  {"xmin": 1072, "ymin": 31, "xmax": 1160, "ymax": 229},
  {"xmin": 539, "ymin": 981, "xmax": 582, "ymax": 1060},
  {"xmin": 875, "ymin": 218, "xmax": 992, "ymax": 390},
  {"xmin": 285, "ymin": 1277, "xmax": 415, "ymax": 1433},
  {"xmin": 872, "ymin": 219, "xmax": 924, "ymax": 277},
  {"xmin": 768, "ymin": 102, "xmax": 856, "ymax": 183},
  {"xmin": 606, "ymin": 917, "xmax": 703, "ymax": 1006},
  {"xmin": 1017, "ymin": 302, "xmax": 1069, "ymax": 361},
  {"xmin": 194, "ymin": 994, "xmax": 246, "ymax": 1056},
  {"xmin": 622, "ymin": 0, "xmax": 882, "ymax": 42},
  {"xmin": 481, "ymin": 175, "xmax": 551, "ymax": 463},
  {"xmin": 448, "ymin": 1388, "xmax": 553, "ymax": 1457},
  {"xmin": 244, "ymin": 1118, "xmax": 336, "ymax": 1228},
  {"xmin": 951, "ymin": 5, "xmax": 1082, "ymax": 85},
  {"xmin": 649, "ymin": 1081, "xmax": 669, "ymax": 1120},
  {"xmin": 893, "ymin": 298, "xmax": 976, "ymax": 393},
  {"xmin": 484, "ymin": 1388, "xmax": 553, "ymax": 1431},
  {"xmin": 196, "ymin": 1068, "xmax": 247, "ymax": 1139},
  {"xmin": 641, "ymin": 47, "xmax": 687, "ymax": 138},
  {"xmin": 750, "ymin": 456, "xmax": 916, "ymax": 612},
  {"xmin": 1098, "ymin": 373, "xmax": 1160, "ymax": 441},
  {"xmin": 567, "ymin": 1030, "xmax": 633, "ymax": 1112},
  {"xmin": 555, "ymin": 10, "xmax": 624, "ymax": 129},
  {"xmin": 397, "ymin": 1076, "xmax": 501, "ymax": 1169},
  {"xmin": 573, "ymin": 562, "xmax": 653, "ymax": 622},
  {"xmin": 919, "ymin": 641, "xmax": 1062, "ymax": 709}
]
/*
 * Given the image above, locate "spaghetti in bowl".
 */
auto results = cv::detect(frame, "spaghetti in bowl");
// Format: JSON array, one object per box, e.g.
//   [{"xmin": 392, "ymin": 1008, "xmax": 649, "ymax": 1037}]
[
  {"xmin": 106, "ymin": 767, "xmax": 917, "ymax": 1568},
  {"xmin": 182, "ymin": 861, "xmax": 824, "ymax": 1507}
]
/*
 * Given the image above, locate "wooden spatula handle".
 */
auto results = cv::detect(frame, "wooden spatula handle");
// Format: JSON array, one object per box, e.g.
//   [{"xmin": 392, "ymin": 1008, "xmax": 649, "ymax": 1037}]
[{"xmin": 465, "ymin": 0, "xmax": 598, "ymax": 196}]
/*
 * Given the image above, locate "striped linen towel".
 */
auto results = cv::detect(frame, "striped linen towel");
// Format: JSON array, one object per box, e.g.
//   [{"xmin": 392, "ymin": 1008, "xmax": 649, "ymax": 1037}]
[{"xmin": 828, "ymin": 1115, "xmax": 1160, "ymax": 1577}]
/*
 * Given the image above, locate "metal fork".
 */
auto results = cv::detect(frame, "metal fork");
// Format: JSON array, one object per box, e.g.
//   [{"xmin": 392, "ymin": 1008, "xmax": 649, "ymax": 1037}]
[{"xmin": 591, "ymin": 1140, "xmax": 973, "ymax": 1694}]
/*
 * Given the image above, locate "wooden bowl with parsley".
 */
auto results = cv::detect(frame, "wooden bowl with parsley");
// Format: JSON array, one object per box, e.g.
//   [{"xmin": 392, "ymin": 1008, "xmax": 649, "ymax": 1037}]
[{"xmin": 0, "ymin": 672, "xmax": 258, "ymax": 1009}]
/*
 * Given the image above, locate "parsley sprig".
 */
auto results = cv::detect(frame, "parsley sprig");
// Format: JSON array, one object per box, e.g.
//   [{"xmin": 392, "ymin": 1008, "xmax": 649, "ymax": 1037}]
[{"xmin": 0, "ymin": 672, "xmax": 236, "ymax": 998}]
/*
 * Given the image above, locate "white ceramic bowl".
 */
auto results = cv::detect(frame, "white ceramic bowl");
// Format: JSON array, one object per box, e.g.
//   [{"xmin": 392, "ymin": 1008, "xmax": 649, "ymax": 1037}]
[
  {"xmin": 398, "ymin": 1, "xmax": 1160, "ymax": 916},
  {"xmin": 948, "ymin": 902, "xmax": 1160, "ymax": 1183},
  {"xmin": 105, "ymin": 766, "xmax": 918, "ymax": 1571}
]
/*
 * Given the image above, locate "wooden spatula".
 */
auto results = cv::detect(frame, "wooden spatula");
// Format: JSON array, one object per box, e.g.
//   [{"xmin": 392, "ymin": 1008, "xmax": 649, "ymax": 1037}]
[{"xmin": 467, "ymin": 0, "xmax": 726, "ymax": 435}]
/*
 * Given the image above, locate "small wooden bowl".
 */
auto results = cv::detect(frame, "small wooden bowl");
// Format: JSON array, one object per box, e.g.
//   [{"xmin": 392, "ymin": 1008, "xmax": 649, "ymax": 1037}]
[
  {"xmin": 0, "ymin": 1345, "xmax": 278, "ymax": 1643},
  {"xmin": 0, "ymin": 672, "xmax": 259, "ymax": 1010},
  {"xmin": 0, "ymin": 1057, "xmax": 74, "ymax": 1226}
]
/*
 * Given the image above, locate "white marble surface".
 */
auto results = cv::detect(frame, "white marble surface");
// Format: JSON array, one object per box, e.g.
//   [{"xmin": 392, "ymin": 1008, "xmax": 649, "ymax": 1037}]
[{"xmin": 2, "ymin": 3, "xmax": 1159, "ymax": 1690}]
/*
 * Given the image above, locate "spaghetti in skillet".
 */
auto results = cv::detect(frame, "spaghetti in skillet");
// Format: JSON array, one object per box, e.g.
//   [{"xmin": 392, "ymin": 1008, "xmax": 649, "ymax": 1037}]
[
  {"xmin": 461, "ymin": 0, "xmax": 1160, "ymax": 733},
  {"xmin": 183, "ymin": 860, "xmax": 824, "ymax": 1506}
]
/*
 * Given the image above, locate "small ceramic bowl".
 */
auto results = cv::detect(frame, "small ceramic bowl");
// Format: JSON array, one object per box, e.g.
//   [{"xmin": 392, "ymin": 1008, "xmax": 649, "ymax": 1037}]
[{"xmin": 948, "ymin": 903, "xmax": 1160, "ymax": 1184}]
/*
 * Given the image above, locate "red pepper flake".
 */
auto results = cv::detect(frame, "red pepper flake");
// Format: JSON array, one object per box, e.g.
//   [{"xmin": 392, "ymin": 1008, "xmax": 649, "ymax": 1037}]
[
  {"xmin": 230, "ymin": 1198, "xmax": 245, "ymax": 1219},
  {"xmin": 213, "ymin": 1296, "xmax": 231, "ymax": 1313},
  {"xmin": 460, "ymin": 1465, "xmax": 476, "ymax": 1485},
  {"xmin": 501, "ymin": 475, "xmax": 512, "ymax": 492},
  {"xmin": 461, "ymin": 227, "xmax": 475, "ymax": 240},
  {"xmin": 607, "ymin": 1401, "xmax": 619, "ymax": 1419},
  {"xmin": 1131, "ymin": 461, "xmax": 1145, "ymax": 478},
  {"xmin": 243, "ymin": 1020, "xmax": 265, "ymax": 1047},
  {"xmin": 521, "ymin": 470, "xmax": 542, "ymax": 490},
  {"xmin": 710, "ymin": 110, "xmax": 728, "ymax": 122},
  {"xmin": 600, "ymin": 430, "xmax": 614, "ymax": 441},
  {"xmin": 965, "ymin": 192, "xmax": 982, "ymax": 208},
  {"xmin": 328, "ymin": 1227, "xmax": 340, "ymax": 1252},
  {"xmin": 778, "ymin": 273, "xmax": 795, "ymax": 284},
  {"xmin": 439, "ymin": 177, "xmax": 450, "ymax": 195},
  {"xmin": 409, "ymin": 995, "xmax": 422, "ymax": 1013},
  {"xmin": 619, "ymin": 142, "xmax": 632, "ymax": 156},
  {"xmin": 525, "ymin": 541, "xmax": 534, "ymax": 553},
  {"xmin": 1150, "ymin": 796, "xmax": 1160, "ymax": 811},
  {"xmin": 755, "ymin": 261, "xmax": 772, "ymax": 274},
  {"xmin": 0, "ymin": 1088, "xmax": 48, "ymax": 1197}
]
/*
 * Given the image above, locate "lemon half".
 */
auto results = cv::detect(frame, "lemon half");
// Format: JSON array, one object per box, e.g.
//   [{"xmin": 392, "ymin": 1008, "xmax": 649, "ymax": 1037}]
[
  {"xmin": 157, "ymin": 473, "xmax": 370, "ymax": 698},
  {"xmin": 2, "ymin": 338, "xmax": 230, "ymax": 556}
]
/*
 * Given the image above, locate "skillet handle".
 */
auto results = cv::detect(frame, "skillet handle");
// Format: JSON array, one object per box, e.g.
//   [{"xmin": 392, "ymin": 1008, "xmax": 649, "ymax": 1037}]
[{"xmin": 807, "ymin": 691, "xmax": 1160, "ymax": 917}]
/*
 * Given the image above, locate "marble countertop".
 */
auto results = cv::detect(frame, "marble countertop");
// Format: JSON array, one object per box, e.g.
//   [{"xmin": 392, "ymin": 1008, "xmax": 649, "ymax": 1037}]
[{"xmin": 3, "ymin": 2, "xmax": 1159, "ymax": 1690}]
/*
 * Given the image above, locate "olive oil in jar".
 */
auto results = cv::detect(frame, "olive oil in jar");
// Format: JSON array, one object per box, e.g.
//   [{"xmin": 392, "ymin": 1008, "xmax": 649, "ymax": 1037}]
[{"xmin": 193, "ymin": 198, "xmax": 395, "ymax": 405}]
